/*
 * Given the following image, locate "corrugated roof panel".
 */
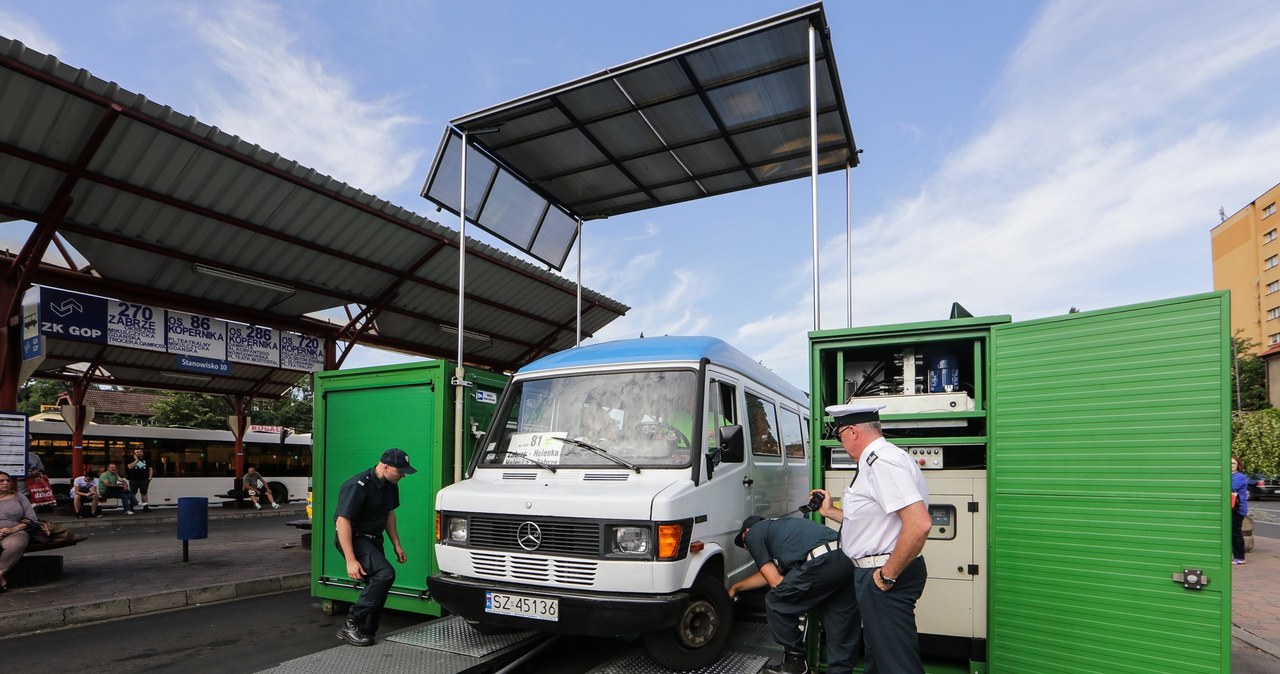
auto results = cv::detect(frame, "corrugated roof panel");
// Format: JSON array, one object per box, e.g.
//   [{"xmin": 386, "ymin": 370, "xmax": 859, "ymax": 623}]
[{"xmin": 0, "ymin": 35, "xmax": 627, "ymax": 392}]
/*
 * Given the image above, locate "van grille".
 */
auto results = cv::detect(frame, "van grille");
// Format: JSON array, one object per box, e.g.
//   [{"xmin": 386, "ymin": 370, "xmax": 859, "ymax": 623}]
[
  {"xmin": 501, "ymin": 472, "xmax": 537, "ymax": 480},
  {"xmin": 468, "ymin": 517, "xmax": 602, "ymax": 557},
  {"xmin": 582, "ymin": 473, "xmax": 630, "ymax": 482},
  {"xmin": 471, "ymin": 551, "xmax": 597, "ymax": 586}
]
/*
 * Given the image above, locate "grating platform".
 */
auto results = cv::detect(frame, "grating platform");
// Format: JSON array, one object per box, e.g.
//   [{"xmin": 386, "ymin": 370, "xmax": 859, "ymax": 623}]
[
  {"xmin": 588, "ymin": 649, "xmax": 768, "ymax": 674},
  {"xmin": 387, "ymin": 615, "xmax": 540, "ymax": 657}
]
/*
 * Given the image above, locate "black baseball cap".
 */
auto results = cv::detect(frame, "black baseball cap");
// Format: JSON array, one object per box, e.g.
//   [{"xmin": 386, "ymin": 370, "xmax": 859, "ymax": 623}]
[
  {"xmin": 380, "ymin": 448, "xmax": 417, "ymax": 474},
  {"xmin": 734, "ymin": 515, "xmax": 764, "ymax": 548}
]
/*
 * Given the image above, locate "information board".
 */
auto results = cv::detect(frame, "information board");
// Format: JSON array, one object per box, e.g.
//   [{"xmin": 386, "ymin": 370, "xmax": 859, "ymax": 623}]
[{"xmin": 0, "ymin": 414, "xmax": 29, "ymax": 478}]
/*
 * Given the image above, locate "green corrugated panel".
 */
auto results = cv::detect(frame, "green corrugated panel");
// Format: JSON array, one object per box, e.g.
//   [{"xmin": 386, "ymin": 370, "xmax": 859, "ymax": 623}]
[{"xmin": 988, "ymin": 293, "xmax": 1230, "ymax": 673}]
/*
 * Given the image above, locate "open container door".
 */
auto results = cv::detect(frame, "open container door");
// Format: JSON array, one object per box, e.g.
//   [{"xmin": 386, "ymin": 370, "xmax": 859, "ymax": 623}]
[{"xmin": 987, "ymin": 292, "xmax": 1231, "ymax": 673}]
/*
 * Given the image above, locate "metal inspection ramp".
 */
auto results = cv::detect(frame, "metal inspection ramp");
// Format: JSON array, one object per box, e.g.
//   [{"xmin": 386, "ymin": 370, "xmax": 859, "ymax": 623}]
[
  {"xmin": 588, "ymin": 650, "xmax": 768, "ymax": 674},
  {"xmin": 259, "ymin": 616, "xmax": 549, "ymax": 674}
]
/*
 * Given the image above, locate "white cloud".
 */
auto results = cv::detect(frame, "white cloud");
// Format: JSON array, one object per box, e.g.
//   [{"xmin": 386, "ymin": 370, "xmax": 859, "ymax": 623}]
[
  {"xmin": 0, "ymin": 9, "xmax": 61, "ymax": 56},
  {"xmin": 186, "ymin": 0, "xmax": 422, "ymax": 195},
  {"xmin": 639, "ymin": 0, "xmax": 1280, "ymax": 391}
]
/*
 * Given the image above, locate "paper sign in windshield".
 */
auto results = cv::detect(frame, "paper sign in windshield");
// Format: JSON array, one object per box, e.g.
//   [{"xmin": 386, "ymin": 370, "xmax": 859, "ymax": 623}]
[{"xmin": 503, "ymin": 432, "xmax": 566, "ymax": 466}]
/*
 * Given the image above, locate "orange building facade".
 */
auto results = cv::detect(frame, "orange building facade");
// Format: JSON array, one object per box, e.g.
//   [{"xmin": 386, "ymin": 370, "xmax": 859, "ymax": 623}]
[{"xmin": 1211, "ymin": 182, "xmax": 1280, "ymax": 353}]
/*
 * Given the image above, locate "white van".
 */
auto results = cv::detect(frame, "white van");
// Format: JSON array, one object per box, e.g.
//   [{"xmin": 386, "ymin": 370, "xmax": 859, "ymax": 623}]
[{"xmin": 429, "ymin": 336, "xmax": 811, "ymax": 670}]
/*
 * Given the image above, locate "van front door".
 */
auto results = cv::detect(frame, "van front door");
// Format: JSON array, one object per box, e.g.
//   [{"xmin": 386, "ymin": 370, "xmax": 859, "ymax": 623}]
[{"xmin": 703, "ymin": 372, "xmax": 752, "ymax": 579}]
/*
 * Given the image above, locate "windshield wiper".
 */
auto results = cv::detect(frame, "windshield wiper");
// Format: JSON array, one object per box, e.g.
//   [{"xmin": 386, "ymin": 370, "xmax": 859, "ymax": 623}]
[
  {"xmin": 551, "ymin": 436, "xmax": 641, "ymax": 473},
  {"xmin": 501, "ymin": 450, "xmax": 558, "ymax": 473}
]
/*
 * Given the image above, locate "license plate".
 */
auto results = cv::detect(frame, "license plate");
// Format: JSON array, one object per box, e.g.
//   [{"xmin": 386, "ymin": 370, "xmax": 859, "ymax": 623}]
[{"xmin": 485, "ymin": 591, "xmax": 559, "ymax": 622}]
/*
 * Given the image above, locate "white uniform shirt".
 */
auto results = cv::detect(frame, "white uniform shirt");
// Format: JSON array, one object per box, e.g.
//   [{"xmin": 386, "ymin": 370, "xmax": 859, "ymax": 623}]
[{"xmin": 840, "ymin": 437, "xmax": 929, "ymax": 560}]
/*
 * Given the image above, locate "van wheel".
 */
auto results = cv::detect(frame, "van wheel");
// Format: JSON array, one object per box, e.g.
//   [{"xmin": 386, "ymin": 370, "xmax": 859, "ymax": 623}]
[
  {"xmin": 267, "ymin": 481, "xmax": 289, "ymax": 505},
  {"xmin": 642, "ymin": 575, "xmax": 734, "ymax": 671}
]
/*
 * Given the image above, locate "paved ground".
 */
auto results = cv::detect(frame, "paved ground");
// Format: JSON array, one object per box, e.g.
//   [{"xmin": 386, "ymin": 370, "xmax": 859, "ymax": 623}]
[
  {"xmin": 0, "ymin": 501, "xmax": 310, "ymax": 635},
  {"xmin": 2, "ymin": 501, "xmax": 1277, "ymax": 671}
]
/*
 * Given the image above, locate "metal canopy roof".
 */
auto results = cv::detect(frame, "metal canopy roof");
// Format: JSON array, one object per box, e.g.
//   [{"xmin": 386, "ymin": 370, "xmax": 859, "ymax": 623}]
[
  {"xmin": 0, "ymin": 36, "xmax": 629, "ymax": 394},
  {"xmin": 423, "ymin": 2, "xmax": 857, "ymax": 269}
]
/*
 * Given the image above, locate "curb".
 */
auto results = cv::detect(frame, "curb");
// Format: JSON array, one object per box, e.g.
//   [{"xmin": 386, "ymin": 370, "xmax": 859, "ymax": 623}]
[
  {"xmin": 46, "ymin": 506, "xmax": 308, "ymax": 533},
  {"xmin": 1234, "ymin": 624, "xmax": 1280, "ymax": 660},
  {"xmin": 0, "ymin": 572, "xmax": 310, "ymax": 636}
]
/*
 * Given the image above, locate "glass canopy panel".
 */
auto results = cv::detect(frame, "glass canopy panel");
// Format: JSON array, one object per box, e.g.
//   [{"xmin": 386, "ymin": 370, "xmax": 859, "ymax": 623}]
[
  {"xmin": 498, "ymin": 129, "xmax": 609, "ymax": 181},
  {"xmin": 695, "ymin": 171, "xmax": 755, "ymax": 193},
  {"xmin": 708, "ymin": 65, "xmax": 829, "ymax": 130},
  {"xmin": 573, "ymin": 192, "xmax": 652, "ymax": 218},
  {"xmin": 530, "ymin": 208, "xmax": 577, "ymax": 269},
  {"xmin": 584, "ymin": 112, "xmax": 666, "ymax": 157},
  {"xmin": 621, "ymin": 152, "xmax": 692, "ymax": 186},
  {"xmin": 614, "ymin": 60, "xmax": 694, "ymax": 107},
  {"xmin": 684, "ymin": 21, "xmax": 819, "ymax": 87},
  {"xmin": 650, "ymin": 182, "xmax": 705, "ymax": 204},
  {"xmin": 558, "ymin": 80, "xmax": 634, "ymax": 121},
  {"xmin": 544, "ymin": 165, "xmax": 637, "ymax": 207},
  {"xmin": 670, "ymin": 138, "xmax": 742, "ymax": 175},
  {"xmin": 640, "ymin": 95, "xmax": 721, "ymax": 145},
  {"xmin": 479, "ymin": 170, "xmax": 547, "ymax": 249},
  {"xmin": 485, "ymin": 103, "xmax": 571, "ymax": 142}
]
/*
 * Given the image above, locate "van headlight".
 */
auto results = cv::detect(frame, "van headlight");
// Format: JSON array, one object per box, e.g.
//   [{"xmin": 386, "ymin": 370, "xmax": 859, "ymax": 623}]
[
  {"xmin": 447, "ymin": 517, "xmax": 469, "ymax": 543},
  {"xmin": 611, "ymin": 526, "xmax": 651, "ymax": 554}
]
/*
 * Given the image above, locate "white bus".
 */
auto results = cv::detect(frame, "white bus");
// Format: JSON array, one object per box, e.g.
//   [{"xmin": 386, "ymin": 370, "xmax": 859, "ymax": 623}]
[{"xmin": 29, "ymin": 419, "xmax": 311, "ymax": 506}]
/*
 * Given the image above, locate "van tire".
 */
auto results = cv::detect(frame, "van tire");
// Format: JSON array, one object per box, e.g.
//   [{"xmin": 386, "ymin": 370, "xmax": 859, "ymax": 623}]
[
  {"xmin": 267, "ymin": 481, "xmax": 289, "ymax": 505},
  {"xmin": 642, "ymin": 574, "xmax": 734, "ymax": 671}
]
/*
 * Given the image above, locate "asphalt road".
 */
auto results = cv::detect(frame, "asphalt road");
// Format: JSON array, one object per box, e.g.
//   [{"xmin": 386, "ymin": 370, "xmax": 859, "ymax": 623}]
[{"xmin": 1249, "ymin": 499, "xmax": 1280, "ymax": 539}]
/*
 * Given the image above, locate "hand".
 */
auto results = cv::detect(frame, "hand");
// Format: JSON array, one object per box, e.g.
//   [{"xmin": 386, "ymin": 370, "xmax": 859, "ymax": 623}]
[
  {"xmin": 727, "ymin": 583, "xmax": 739, "ymax": 599},
  {"xmin": 394, "ymin": 545, "xmax": 407, "ymax": 564},
  {"xmin": 873, "ymin": 568, "xmax": 891, "ymax": 591},
  {"xmin": 346, "ymin": 558, "xmax": 367, "ymax": 580}
]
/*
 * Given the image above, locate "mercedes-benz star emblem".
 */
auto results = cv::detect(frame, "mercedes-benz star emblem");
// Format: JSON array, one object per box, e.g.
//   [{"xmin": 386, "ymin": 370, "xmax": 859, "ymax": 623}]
[{"xmin": 516, "ymin": 521, "xmax": 542, "ymax": 551}]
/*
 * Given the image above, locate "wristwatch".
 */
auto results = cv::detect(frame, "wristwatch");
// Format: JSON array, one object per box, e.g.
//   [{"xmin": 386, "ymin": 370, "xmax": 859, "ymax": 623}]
[{"xmin": 878, "ymin": 569, "xmax": 896, "ymax": 588}]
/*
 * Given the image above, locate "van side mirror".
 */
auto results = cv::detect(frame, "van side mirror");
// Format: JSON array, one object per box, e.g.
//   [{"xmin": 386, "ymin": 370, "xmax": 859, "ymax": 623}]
[{"xmin": 717, "ymin": 425, "xmax": 745, "ymax": 463}]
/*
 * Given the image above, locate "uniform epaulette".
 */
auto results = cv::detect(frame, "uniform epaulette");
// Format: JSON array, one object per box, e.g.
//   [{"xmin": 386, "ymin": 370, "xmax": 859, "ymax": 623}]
[{"xmin": 357, "ymin": 480, "xmax": 366, "ymax": 487}]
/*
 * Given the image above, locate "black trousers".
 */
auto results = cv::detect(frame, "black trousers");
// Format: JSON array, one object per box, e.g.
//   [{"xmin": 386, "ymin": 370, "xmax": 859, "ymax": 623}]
[
  {"xmin": 850, "ymin": 556, "xmax": 927, "ymax": 674},
  {"xmin": 344, "ymin": 535, "xmax": 396, "ymax": 635},
  {"xmin": 1232, "ymin": 509, "xmax": 1246, "ymax": 560},
  {"xmin": 764, "ymin": 551, "xmax": 859, "ymax": 674}
]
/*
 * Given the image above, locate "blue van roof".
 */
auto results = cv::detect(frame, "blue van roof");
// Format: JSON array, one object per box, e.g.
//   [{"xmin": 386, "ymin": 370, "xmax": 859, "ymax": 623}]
[{"xmin": 520, "ymin": 336, "xmax": 806, "ymax": 403}]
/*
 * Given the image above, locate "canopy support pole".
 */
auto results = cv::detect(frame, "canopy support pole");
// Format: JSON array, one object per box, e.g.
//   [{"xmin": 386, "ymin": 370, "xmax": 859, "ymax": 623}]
[
  {"xmin": 809, "ymin": 23, "xmax": 820, "ymax": 332},
  {"xmin": 846, "ymin": 161, "xmax": 852, "ymax": 328},
  {"xmin": 454, "ymin": 130, "xmax": 469, "ymax": 485},
  {"xmin": 576, "ymin": 217, "xmax": 583, "ymax": 346}
]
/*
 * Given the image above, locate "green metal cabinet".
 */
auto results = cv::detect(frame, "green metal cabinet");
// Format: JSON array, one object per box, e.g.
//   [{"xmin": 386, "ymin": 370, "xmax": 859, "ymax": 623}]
[
  {"xmin": 809, "ymin": 292, "xmax": 1231, "ymax": 673},
  {"xmin": 310, "ymin": 361, "xmax": 507, "ymax": 616}
]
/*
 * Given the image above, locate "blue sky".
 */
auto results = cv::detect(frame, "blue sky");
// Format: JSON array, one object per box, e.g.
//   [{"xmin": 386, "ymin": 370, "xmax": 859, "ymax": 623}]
[{"xmin": 3, "ymin": 1, "xmax": 1279, "ymax": 390}]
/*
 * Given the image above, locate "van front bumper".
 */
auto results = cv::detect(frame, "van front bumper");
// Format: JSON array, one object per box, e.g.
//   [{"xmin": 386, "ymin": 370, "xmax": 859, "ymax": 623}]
[{"xmin": 428, "ymin": 574, "xmax": 690, "ymax": 636}]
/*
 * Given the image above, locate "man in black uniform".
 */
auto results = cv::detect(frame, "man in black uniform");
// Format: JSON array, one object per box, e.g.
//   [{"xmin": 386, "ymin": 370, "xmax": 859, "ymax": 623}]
[
  {"xmin": 729, "ymin": 515, "xmax": 858, "ymax": 674},
  {"xmin": 334, "ymin": 448, "xmax": 416, "ymax": 647}
]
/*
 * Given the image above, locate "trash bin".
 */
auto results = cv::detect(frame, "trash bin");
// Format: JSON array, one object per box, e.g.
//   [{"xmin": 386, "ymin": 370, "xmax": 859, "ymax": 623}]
[{"xmin": 177, "ymin": 497, "xmax": 209, "ymax": 541}]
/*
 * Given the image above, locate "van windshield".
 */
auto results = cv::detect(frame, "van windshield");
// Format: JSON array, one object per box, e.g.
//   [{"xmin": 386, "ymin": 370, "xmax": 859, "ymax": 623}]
[{"xmin": 479, "ymin": 369, "xmax": 699, "ymax": 470}]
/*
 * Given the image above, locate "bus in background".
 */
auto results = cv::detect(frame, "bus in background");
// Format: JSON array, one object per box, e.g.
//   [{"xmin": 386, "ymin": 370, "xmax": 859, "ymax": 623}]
[{"xmin": 28, "ymin": 419, "xmax": 312, "ymax": 506}]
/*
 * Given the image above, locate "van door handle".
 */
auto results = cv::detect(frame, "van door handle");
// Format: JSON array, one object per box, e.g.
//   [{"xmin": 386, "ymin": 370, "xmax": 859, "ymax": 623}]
[{"xmin": 742, "ymin": 477, "xmax": 754, "ymax": 486}]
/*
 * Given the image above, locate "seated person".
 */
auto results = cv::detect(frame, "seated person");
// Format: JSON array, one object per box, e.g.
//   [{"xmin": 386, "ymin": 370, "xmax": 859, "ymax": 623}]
[
  {"xmin": 71, "ymin": 468, "xmax": 102, "ymax": 518},
  {"xmin": 98, "ymin": 463, "xmax": 139, "ymax": 515},
  {"xmin": 0, "ymin": 470, "xmax": 38, "ymax": 592},
  {"xmin": 243, "ymin": 465, "xmax": 280, "ymax": 510}
]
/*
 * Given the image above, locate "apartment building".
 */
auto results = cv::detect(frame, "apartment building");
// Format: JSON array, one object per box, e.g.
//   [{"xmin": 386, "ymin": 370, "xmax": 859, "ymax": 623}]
[{"xmin": 1211, "ymin": 182, "xmax": 1280, "ymax": 406}]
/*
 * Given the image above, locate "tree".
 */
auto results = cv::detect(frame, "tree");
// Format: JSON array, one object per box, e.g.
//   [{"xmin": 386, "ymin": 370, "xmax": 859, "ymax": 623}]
[
  {"xmin": 149, "ymin": 392, "xmax": 232, "ymax": 430},
  {"xmin": 252, "ymin": 380, "xmax": 313, "ymax": 434},
  {"xmin": 1232, "ymin": 409, "xmax": 1280, "ymax": 475},
  {"xmin": 1231, "ymin": 334, "xmax": 1269, "ymax": 412},
  {"xmin": 17, "ymin": 379, "xmax": 67, "ymax": 416}
]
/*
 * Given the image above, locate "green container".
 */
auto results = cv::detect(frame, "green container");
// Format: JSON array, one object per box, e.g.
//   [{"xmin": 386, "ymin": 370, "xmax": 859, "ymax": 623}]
[
  {"xmin": 809, "ymin": 292, "xmax": 1231, "ymax": 673},
  {"xmin": 310, "ymin": 361, "xmax": 507, "ymax": 616}
]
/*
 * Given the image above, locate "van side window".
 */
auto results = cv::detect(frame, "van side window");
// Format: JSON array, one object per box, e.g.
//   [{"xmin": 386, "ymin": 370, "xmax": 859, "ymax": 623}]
[
  {"xmin": 745, "ymin": 392, "xmax": 781, "ymax": 457},
  {"xmin": 706, "ymin": 380, "xmax": 738, "ymax": 451},
  {"xmin": 779, "ymin": 408, "xmax": 805, "ymax": 459}
]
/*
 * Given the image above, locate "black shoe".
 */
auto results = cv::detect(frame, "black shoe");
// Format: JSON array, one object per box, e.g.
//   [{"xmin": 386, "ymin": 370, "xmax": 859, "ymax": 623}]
[
  {"xmin": 336, "ymin": 620, "xmax": 373, "ymax": 647},
  {"xmin": 762, "ymin": 650, "xmax": 809, "ymax": 674},
  {"xmin": 143, "ymin": 506, "xmax": 151, "ymax": 512}
]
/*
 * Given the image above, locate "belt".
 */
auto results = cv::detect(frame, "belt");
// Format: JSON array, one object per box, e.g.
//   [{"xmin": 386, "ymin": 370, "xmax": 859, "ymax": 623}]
[
  {"xmin": 807, "ymin": 540, "xmax": 839, "ymax": 561},
  {"xmin": 852, "ymin": 553, "xmax": 892, "ymax": 568},
  {"xmin": 355, "ymin": 532, "xmax": 381, "ymax": 540}
]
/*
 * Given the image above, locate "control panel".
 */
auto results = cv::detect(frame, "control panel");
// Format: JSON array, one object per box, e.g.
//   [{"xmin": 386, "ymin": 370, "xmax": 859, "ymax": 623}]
[{"xmin": 909, "ymin": 446, "xmax": 945, "ymax": 469}]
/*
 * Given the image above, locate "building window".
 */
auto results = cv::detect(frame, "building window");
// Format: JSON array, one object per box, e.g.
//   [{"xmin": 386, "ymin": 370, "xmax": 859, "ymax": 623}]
[
  {"xmin": 1270, "ymin": 281, "xmax": 1280, "ymax": 295},
  {"xmin": 1265, "ymin": 202, "xmax": 1277, "ymax": 218},
  {"xmin": 1268, "ymin": 256, "xmax": 1279, "ymax": 270},
  {"xmin": 1271, "ymin": 333, "xmax": 1280, "ymax": 345},
  {"xmin": 1269, "ymin": 308, "xmax": 1280, "ymax": 320},
  {"xmin": 1267, "ymin": 229, "xmax": 1278, "ymax": 243}
]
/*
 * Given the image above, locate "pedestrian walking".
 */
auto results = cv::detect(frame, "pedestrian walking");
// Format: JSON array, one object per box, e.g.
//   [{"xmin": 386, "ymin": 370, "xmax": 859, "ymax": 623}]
[
  {"xmin": 333, "ymin": 448, "xmax": 415, "ymax": 646},
  {"xmin": 126, "ymin": 448, "xmax": 154, "ymax": 512}
]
